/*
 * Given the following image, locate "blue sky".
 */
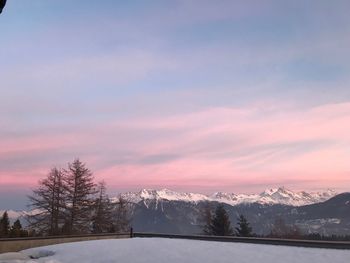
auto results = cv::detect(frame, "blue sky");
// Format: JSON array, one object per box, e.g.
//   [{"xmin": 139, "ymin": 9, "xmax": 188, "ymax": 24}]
[{"xmin": 1, "ymin": 1, "xmax": 350, "ymax": 210}]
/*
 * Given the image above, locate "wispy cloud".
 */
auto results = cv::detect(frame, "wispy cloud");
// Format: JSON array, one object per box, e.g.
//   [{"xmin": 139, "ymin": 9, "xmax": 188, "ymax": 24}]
[
  {"xmin": 1, "ymin": 1, "xmax": 350, "ymax": 209},
  {"xmin": 1, "ymin": 102, "xmax": 349, "ymax": 192}
]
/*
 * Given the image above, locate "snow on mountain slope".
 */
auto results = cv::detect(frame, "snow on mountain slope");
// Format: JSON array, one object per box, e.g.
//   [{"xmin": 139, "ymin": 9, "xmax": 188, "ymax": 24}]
[
  {"xmin": 121, "ymin": 189, "xmax": 210, "ymax": 204},
  {"xmin": 2, "ymin": 188, "xmax": 338, "ymax": 221},
  {"xmin": 0, "ymin": 210, "xmax": 23, "ymax": 219},
  {"xmin": 120, "ymin": 187, "xmax": 337, "ymax": 207},
  {"xmin": 257, "ymin": 187, "xmax": 337, "ymax": 206},
  {"xmin": 0, "ymin": 209, "xmax": 42, "ymax": 222}
]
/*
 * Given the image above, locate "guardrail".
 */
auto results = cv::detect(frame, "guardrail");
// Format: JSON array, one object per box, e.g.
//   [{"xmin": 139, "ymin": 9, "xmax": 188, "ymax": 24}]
[
  {"xmin": 0, "ymin": 233, "xmax": 130, "ymax": 253},
  {"xmin": 133, "ymin": 232, "xmax": 350, "ymax": 250}
]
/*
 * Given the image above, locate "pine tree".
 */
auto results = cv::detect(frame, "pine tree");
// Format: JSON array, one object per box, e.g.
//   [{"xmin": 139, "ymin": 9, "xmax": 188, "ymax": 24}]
[
  {"xmin": 0, "ymin": 211, "xmax": 10, "ymax": 237},
  {"xmin": 235, "ymin": 214, "xmax": 252, "ymax": 237},
  {"xmin": 64, "ymin": 159, "xmax": 97, "ymax": 234},
  {"xmin": 10, "ymin": 219, "xmax": 28, "ymax": 237},
  {"xmin": 27, "ymin": 167, "xmax": 66, "ymax": 235},
  {"xmin": 210, "ymin": 204, "xmax": 233, "ymax": 236},
  {"xmin": 92, "ymin": 181, "xmax": 114, "ymax": 233}
]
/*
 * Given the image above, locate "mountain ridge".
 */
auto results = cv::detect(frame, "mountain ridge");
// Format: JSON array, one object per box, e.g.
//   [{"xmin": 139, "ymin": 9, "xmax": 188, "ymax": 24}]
[
  {"xmin": 2, "ymin": 190, "xmax": 348, "ymax": 236},
  {"xmin": 118, "ymin": 187, "xmax": 337, "ymax": 207},
  {"xmin": 1, "ymin": 187, "xmax": 338, "ymax": 222}
]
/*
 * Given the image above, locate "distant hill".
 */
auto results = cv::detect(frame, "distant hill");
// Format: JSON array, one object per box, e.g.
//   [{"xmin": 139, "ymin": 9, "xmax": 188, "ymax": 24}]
[{"xmin": 128, "ymin": 191, "xmax": 350, "ymax": 236}]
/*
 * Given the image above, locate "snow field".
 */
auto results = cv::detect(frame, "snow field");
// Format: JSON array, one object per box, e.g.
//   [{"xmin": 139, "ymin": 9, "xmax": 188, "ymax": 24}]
[{"xmin": 1, "ymin": 237, "xmax": 349, "ymax": 263}]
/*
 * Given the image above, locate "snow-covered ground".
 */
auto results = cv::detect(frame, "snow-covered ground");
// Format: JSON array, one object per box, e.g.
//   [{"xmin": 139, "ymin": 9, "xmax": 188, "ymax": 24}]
[{"xmin": 1, "ymin": 238, "xmax": 349, "ymax": 263}]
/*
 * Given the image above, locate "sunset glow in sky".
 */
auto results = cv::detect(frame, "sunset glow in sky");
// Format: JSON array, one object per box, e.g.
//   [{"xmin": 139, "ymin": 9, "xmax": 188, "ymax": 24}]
[{"xmin": 1, "ymin": 1, "xmax": 350, "ymax": 209}]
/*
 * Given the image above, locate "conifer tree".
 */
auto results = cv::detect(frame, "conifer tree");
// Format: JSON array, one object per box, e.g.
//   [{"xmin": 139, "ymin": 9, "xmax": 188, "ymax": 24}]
[
  {"xmin": 0, "ymin": 211, "xmax": 10, "ymax": 237},
  {"xmin": 210, "ymin": 204, "xmax": 233, "ymax": 236},
  {"xmin": 64, "ymin": 159, "xmax": 97, "ymax": 234},
  {"xmin": 10, "ymin": 219, "xmax": 28, "ymax": 237},
  {"xmin": 235, "ymin": 214, "xmax": 252, "ymax": 237},
  {"xmin": 27, "ymin": 167, "xmax": 66, "ymax": 235}
]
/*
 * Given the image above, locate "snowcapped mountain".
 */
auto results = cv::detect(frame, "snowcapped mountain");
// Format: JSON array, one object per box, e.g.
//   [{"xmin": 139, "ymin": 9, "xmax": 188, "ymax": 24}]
[
  {"xmin": 0, "ymin": 210, "xmax": 30, "ymax": 224},
  {"xmin": 0, "ymin": 210, "xmax": 24, "ymax": 219},
  {"xmin": 120, "ymin": 187, "xmax": 337, "ymax": 207},
  {"xmin": 1, "ymin": 188, "xmax": 337, "ymax": 223},
  {"xmin": 120, "ymin": 189, "xmax": 209, "ymax": 204},
  {"xmin": 2, "ymin": 189, "xmax": 347, "ymax": 236},
  {"xmin": 256, "ymin": 187, "xmax": 337, "ymax": 206}
]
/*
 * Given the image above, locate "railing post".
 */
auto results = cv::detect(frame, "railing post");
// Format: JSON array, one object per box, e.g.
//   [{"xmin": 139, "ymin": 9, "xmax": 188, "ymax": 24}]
[{"xmin": 130, "ymin": 227, "xmax": 133, "ymax": 238}]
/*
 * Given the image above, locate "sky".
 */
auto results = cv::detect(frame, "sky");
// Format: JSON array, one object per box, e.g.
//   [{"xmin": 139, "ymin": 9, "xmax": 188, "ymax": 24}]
[{"xmin": 1, "ymin": 0, "xmax": 350, "ymax": 210}]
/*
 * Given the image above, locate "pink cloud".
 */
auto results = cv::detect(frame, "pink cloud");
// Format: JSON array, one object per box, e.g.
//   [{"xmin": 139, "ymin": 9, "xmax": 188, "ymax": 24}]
[{"xmin": 1, "ymin": 102, "xmax": 350, "ymax": 192}]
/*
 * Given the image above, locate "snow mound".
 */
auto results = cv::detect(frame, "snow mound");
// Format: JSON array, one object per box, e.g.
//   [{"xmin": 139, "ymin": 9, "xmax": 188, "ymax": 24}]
[
  {"xmin": 0, "ymin": 250, "xmax": 55, "ymax": 262},
  {"xmin": 27, "ymin": 250, "xmax": 55, "ymax": 259},
  {"xmin": 0, "ymin": 252, "xmax": 30, "ymax": 261}
]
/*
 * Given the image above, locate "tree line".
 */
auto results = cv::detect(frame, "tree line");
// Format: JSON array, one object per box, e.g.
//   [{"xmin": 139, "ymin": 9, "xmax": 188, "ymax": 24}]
[
  {"xmin": 201, "ymin": 203, "xmax": 309, "ymax": 238},
  {"xmin": 199, "ymin": 203, "xmax": 350, "ymax": 241},
  {"xmin": 26, "ymin": 158, "xmax": 131, "ymax": 236},
  {"xmin": 199, "ymin": 203, "xmax": 304, "ymax": 238},
  {"xmin": 0, "ymin": 211, "xmax": 28, "ymax": 238},
  {"xmin": 200, "ymin": 204, "xmax": 253, "ymax": 237}
]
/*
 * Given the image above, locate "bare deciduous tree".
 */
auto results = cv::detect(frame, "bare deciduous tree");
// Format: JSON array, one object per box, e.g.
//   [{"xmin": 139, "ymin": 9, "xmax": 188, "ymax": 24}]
[
  {"xmin": 63, "ymin": 159, "xmax": 97, "ymax": 234},
  {"xmin": 27, "ymin": 167, "xmax": 65, "ymax": 235},
  {"xmin": 198, "ymin": 202, "xmax": 213, "ymax": 235},
  {"xmin": 269, "ymin": 217, "xmax": 302, "ymax": 239},
  {"xmin": 27, "ymin": 159, "xmax": 134, "ymax": 236},
  {"xmin": 112, "ymin": 195, "xmax": 131, "ymax": 233},
  {"xmin": 92, "ymin": 181, "xmax": 114, "ymax": 233}
]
